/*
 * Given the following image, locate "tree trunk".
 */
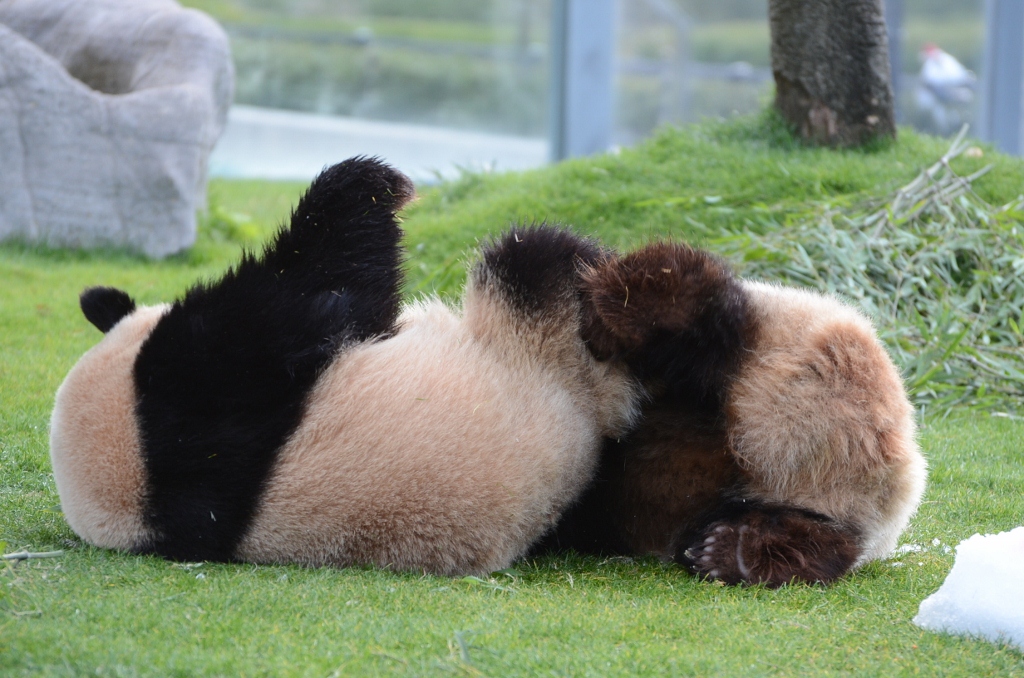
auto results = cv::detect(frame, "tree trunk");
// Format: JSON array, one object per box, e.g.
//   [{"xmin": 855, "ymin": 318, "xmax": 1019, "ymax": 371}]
[{"xmin": 769, "ymin": 0, "xmax": 896, "ymax": 147}]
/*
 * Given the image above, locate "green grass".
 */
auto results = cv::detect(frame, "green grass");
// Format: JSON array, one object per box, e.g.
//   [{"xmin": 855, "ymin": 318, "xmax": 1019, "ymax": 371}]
[
  {"xmin": 3, "ymin": 115, "xmax": 1024, "ymax": 674},
  {"xmin": 401, "ymin": 114, "xmax": 1024, "ymax": 297},
  {"xmin": 3, "ymin": 413, "xmax": 1022, "ymax": 675}
]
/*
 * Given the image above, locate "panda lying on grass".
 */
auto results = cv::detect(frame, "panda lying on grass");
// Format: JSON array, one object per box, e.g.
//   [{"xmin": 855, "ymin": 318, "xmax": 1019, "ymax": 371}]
[
  {"xmin": 50, "ymin": 157, "xmax": 925, "ymax": 585},
  {"xmin": 536, "ymin": 243, "xmax": 927, "ymax": 586},
  {"xmin": 51, "ymin": 157, "xmax": 639, "ymax": 576}
]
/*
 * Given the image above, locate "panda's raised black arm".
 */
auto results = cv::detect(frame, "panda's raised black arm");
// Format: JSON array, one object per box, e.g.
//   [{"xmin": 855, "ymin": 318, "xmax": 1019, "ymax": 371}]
[
  {"xmin": 273, "ymin": 156, "xmax": 414, "ymax": 268},
  {"xmin": 253, "ymin": 157, "xmax": 413, "ymax": 338}
]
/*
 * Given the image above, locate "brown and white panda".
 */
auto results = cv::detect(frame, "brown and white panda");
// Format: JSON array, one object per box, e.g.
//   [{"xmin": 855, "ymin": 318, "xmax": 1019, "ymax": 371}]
[
  {"xmin": 536, "ymin": 242, "xmax": 927, "ymax": 587},
  {"xmin": 50, "ymin": 157, "xmax": 639, "ymax": 576}
]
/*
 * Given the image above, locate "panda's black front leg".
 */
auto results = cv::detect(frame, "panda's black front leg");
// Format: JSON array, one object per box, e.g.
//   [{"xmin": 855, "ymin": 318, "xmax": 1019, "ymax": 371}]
[
  {"xmin": 677, "ymin": 501, "xmax": 861, "ymax": 587},
  {"xmin": 474, "ymin": 224, "xmax": 606, "ymax": 317},
  {"xmin": 580, "ymin": 242, "xmax": 749, "ymax": 413}
]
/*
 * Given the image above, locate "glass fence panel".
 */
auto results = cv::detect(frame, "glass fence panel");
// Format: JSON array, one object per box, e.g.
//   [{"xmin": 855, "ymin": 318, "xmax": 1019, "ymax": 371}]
[
  {"xmin": 613, "ymin": 0, "xmax": 988, "ymax": 145},
  {"xmin": 898, "ymin": 0, "xmax": 984, "ymax": 136},
  {"xmin": 614, "ymin": 0, "xmax": 771, "ymax": 146},
  {"xmin": 185, "ymin": 0, "xmax": 553, "ymax": 181},
  {"xmin": 186, "ymin": 0, "xmax": 998, "ymax": 180}
]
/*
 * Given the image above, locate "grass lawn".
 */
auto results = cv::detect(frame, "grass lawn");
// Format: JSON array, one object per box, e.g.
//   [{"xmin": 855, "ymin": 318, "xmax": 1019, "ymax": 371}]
[{"xmin": 2, "ymin": 116, "xmax": 1023, "ymax": 675}]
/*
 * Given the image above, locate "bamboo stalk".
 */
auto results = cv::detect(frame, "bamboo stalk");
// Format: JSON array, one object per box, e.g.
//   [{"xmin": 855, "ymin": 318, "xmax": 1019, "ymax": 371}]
[
  {"xmin": 2, "ymin": 550, "xmax": 64, "ymax": 561},
  {"xmin": 869, "ymin": 126, "xmax": 988, "ymax": 239}
]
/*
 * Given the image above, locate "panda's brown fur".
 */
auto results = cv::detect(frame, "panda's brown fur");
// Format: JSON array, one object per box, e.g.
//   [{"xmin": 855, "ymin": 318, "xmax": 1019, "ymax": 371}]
[
  {"xmin": 49, "ymin": 158, "xmax": 638, "ymax": 576},
  {"xmin": 538, "ymin": 242, "xmax": 926, "ymax": 586}
]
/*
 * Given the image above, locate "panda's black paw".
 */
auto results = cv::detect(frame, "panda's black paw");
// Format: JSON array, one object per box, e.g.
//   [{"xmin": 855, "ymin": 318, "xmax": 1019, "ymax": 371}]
[
  {"xmin": 581, "ymin": 242, "xmax": 741, "ymax": 351},
  {"xmin": 476, "ymin": 225, "xmax": 605, "ymax": 317},
  {"xmin": 681, "ymin": 522, "xmax": 746, "ymax": 585},
  {"xmin": 679, "ymin": 506, "xmax": 861, "ymax": 587}
]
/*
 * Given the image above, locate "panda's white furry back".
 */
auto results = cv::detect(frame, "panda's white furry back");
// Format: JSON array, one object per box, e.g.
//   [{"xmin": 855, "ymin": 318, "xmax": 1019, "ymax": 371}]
[{"xmin": 50, "ymin": 158, "xmax": 638, "ymax": 576}]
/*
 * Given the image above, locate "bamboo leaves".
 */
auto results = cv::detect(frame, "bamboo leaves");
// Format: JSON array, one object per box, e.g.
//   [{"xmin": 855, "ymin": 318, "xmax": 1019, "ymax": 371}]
[{"xmin": 712, "ymin": 129, "xmax": 1024, "ymax": 414}]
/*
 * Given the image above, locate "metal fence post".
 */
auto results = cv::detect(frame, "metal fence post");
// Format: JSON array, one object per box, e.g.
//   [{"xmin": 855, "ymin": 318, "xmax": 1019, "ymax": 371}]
[
  {"xmin": 884, "ymin": 0, "xmax": 904, "ymax": 122},
  {"xmin": 549, "ymin": 0, "xmax": 615, "ymax": 161},
  {"xmin": 979, "ymin": 0, "xmax": 1024, "ymax": 154}
]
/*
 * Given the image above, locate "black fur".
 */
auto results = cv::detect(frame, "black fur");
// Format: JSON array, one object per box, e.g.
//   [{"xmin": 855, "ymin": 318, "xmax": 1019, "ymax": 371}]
[
  {"xmin": 583, "ymin": 244, "xmax": 751, "ymax": 413},
  {"xmin": 534, "ymin": 405, "xmax": 741, "ymax": 559},
  {"xmin": 671, "ymin": 498, "xmax": 780, "ymax": 559},
  {"xmin": 538, "ymin": 243, "xmax": 756, "ymax": 562},
  {"xmin": 475, "ymin": 224, "xmax": 606, "ymax": 316},
  {"xmin": 133, "ymin": 157, "xmax": 412, "ymax": 562},
  {"xmin": 80, "ymin": 287, "xmax": 136, "ymax": 333},
  {"xmin": 677, "ymin": 499, "xmax": 862, "ymax": 587},
  {"xmin": 530, "ymin": 439, "xmax": 631, "ymax": 556},
  {"xmin": 625, "ymin": 277, "xmax": 748, "ymax": 413}
]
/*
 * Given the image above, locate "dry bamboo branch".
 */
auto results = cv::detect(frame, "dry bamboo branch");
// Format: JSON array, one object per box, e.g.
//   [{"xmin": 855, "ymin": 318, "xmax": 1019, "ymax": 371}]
[
  {"xmin": 2, "ymin": 550, "xmax": 64, "ymax": 562},
  {"xmin": 869, "ymin": 126, "xmax": 988, "ymax": 239}
]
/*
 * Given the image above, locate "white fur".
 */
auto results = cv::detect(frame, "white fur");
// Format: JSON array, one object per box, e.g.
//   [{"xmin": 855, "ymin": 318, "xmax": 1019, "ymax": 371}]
[
  {"xmin": 238, "ymin": 292, "xmax": 638, "ymax": 575},
  {"xmin": 730, "ymin": 281, "xmax": 927, "ymax": 564},
  {"xmin": 50, "ymin": 284, "xmax": 638, "ymax": 575},
  {"xmin": 50, "ymin": 304, "xmax": 168, "ymax": 550}
]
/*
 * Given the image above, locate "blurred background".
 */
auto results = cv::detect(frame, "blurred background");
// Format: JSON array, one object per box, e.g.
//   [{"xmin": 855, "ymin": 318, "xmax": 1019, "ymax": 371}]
[{"xmin": 185, "ymin": 0, "xmax": 990, "ymax": 183}]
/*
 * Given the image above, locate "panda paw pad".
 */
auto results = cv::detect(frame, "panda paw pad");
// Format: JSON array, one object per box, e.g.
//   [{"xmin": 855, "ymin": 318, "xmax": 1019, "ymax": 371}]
[
  {"xmin": 683, "ymin": 521, "xmax": 748, "ymax": 586},
  {"xmin": 681, "ymin": 508, "xmax": 861, "ymax": 587}
]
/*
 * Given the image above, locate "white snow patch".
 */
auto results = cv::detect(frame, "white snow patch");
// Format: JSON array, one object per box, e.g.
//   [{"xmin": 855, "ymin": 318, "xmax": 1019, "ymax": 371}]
[{"xmin": 913, "ymin": 527, "xmax": 1024, "ymax": 650}]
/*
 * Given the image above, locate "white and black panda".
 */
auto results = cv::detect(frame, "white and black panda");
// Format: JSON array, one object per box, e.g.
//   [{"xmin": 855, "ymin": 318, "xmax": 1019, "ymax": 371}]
[
  {"xmin": 536, "ymin": 242, "xmax": 927, "ymax": 586},
  {"xmin": 50, "ymin": 157, "xmax": 639, "ymax": 576}
]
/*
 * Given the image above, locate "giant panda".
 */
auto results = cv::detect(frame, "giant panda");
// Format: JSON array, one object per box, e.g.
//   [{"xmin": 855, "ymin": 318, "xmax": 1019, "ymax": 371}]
[
  {"xmin": 536, "ymin": 241, "xmax": 927, "ymax": 586},
  {"xmin": 50, "ymin": 157, "xmax": 639, "ymax": 576}
]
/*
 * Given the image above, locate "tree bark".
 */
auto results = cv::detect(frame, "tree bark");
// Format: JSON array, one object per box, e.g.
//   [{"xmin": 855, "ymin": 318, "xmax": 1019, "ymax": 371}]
[{"xmin": 769, "ymin": 0, "xmax": 896, "ymax": 147}]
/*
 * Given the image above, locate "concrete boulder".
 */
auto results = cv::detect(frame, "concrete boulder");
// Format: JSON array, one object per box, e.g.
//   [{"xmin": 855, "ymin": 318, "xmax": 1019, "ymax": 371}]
[{"xmin": 0, "ymin": 0, "xmax": 233, "ymax": 257}]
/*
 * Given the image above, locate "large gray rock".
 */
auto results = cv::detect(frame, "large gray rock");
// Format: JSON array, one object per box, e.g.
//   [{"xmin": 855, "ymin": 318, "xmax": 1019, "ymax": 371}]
[{"xmin": 0, "ymin": 0, "xmax": 233, "ymax": 257}]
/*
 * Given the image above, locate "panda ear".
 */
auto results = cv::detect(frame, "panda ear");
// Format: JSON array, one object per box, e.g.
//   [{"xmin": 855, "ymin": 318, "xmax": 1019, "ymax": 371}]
[{"xmin": 80, "ymin": 287, "xmax": 136, "ymax": 333}]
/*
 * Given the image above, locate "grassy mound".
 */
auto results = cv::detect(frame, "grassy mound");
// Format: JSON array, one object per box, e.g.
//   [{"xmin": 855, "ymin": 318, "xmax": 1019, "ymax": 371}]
[
  {"xmin": 400, "ymin": 114, "xmax": 1024, "ymax": 413},
  {"xmin": 709, "ymin": 129, "xmax": 1024, "ymax": 414},
  {"xmin": 402, "ymin": 113, "xmax": 1024, "ymax": 293}
]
